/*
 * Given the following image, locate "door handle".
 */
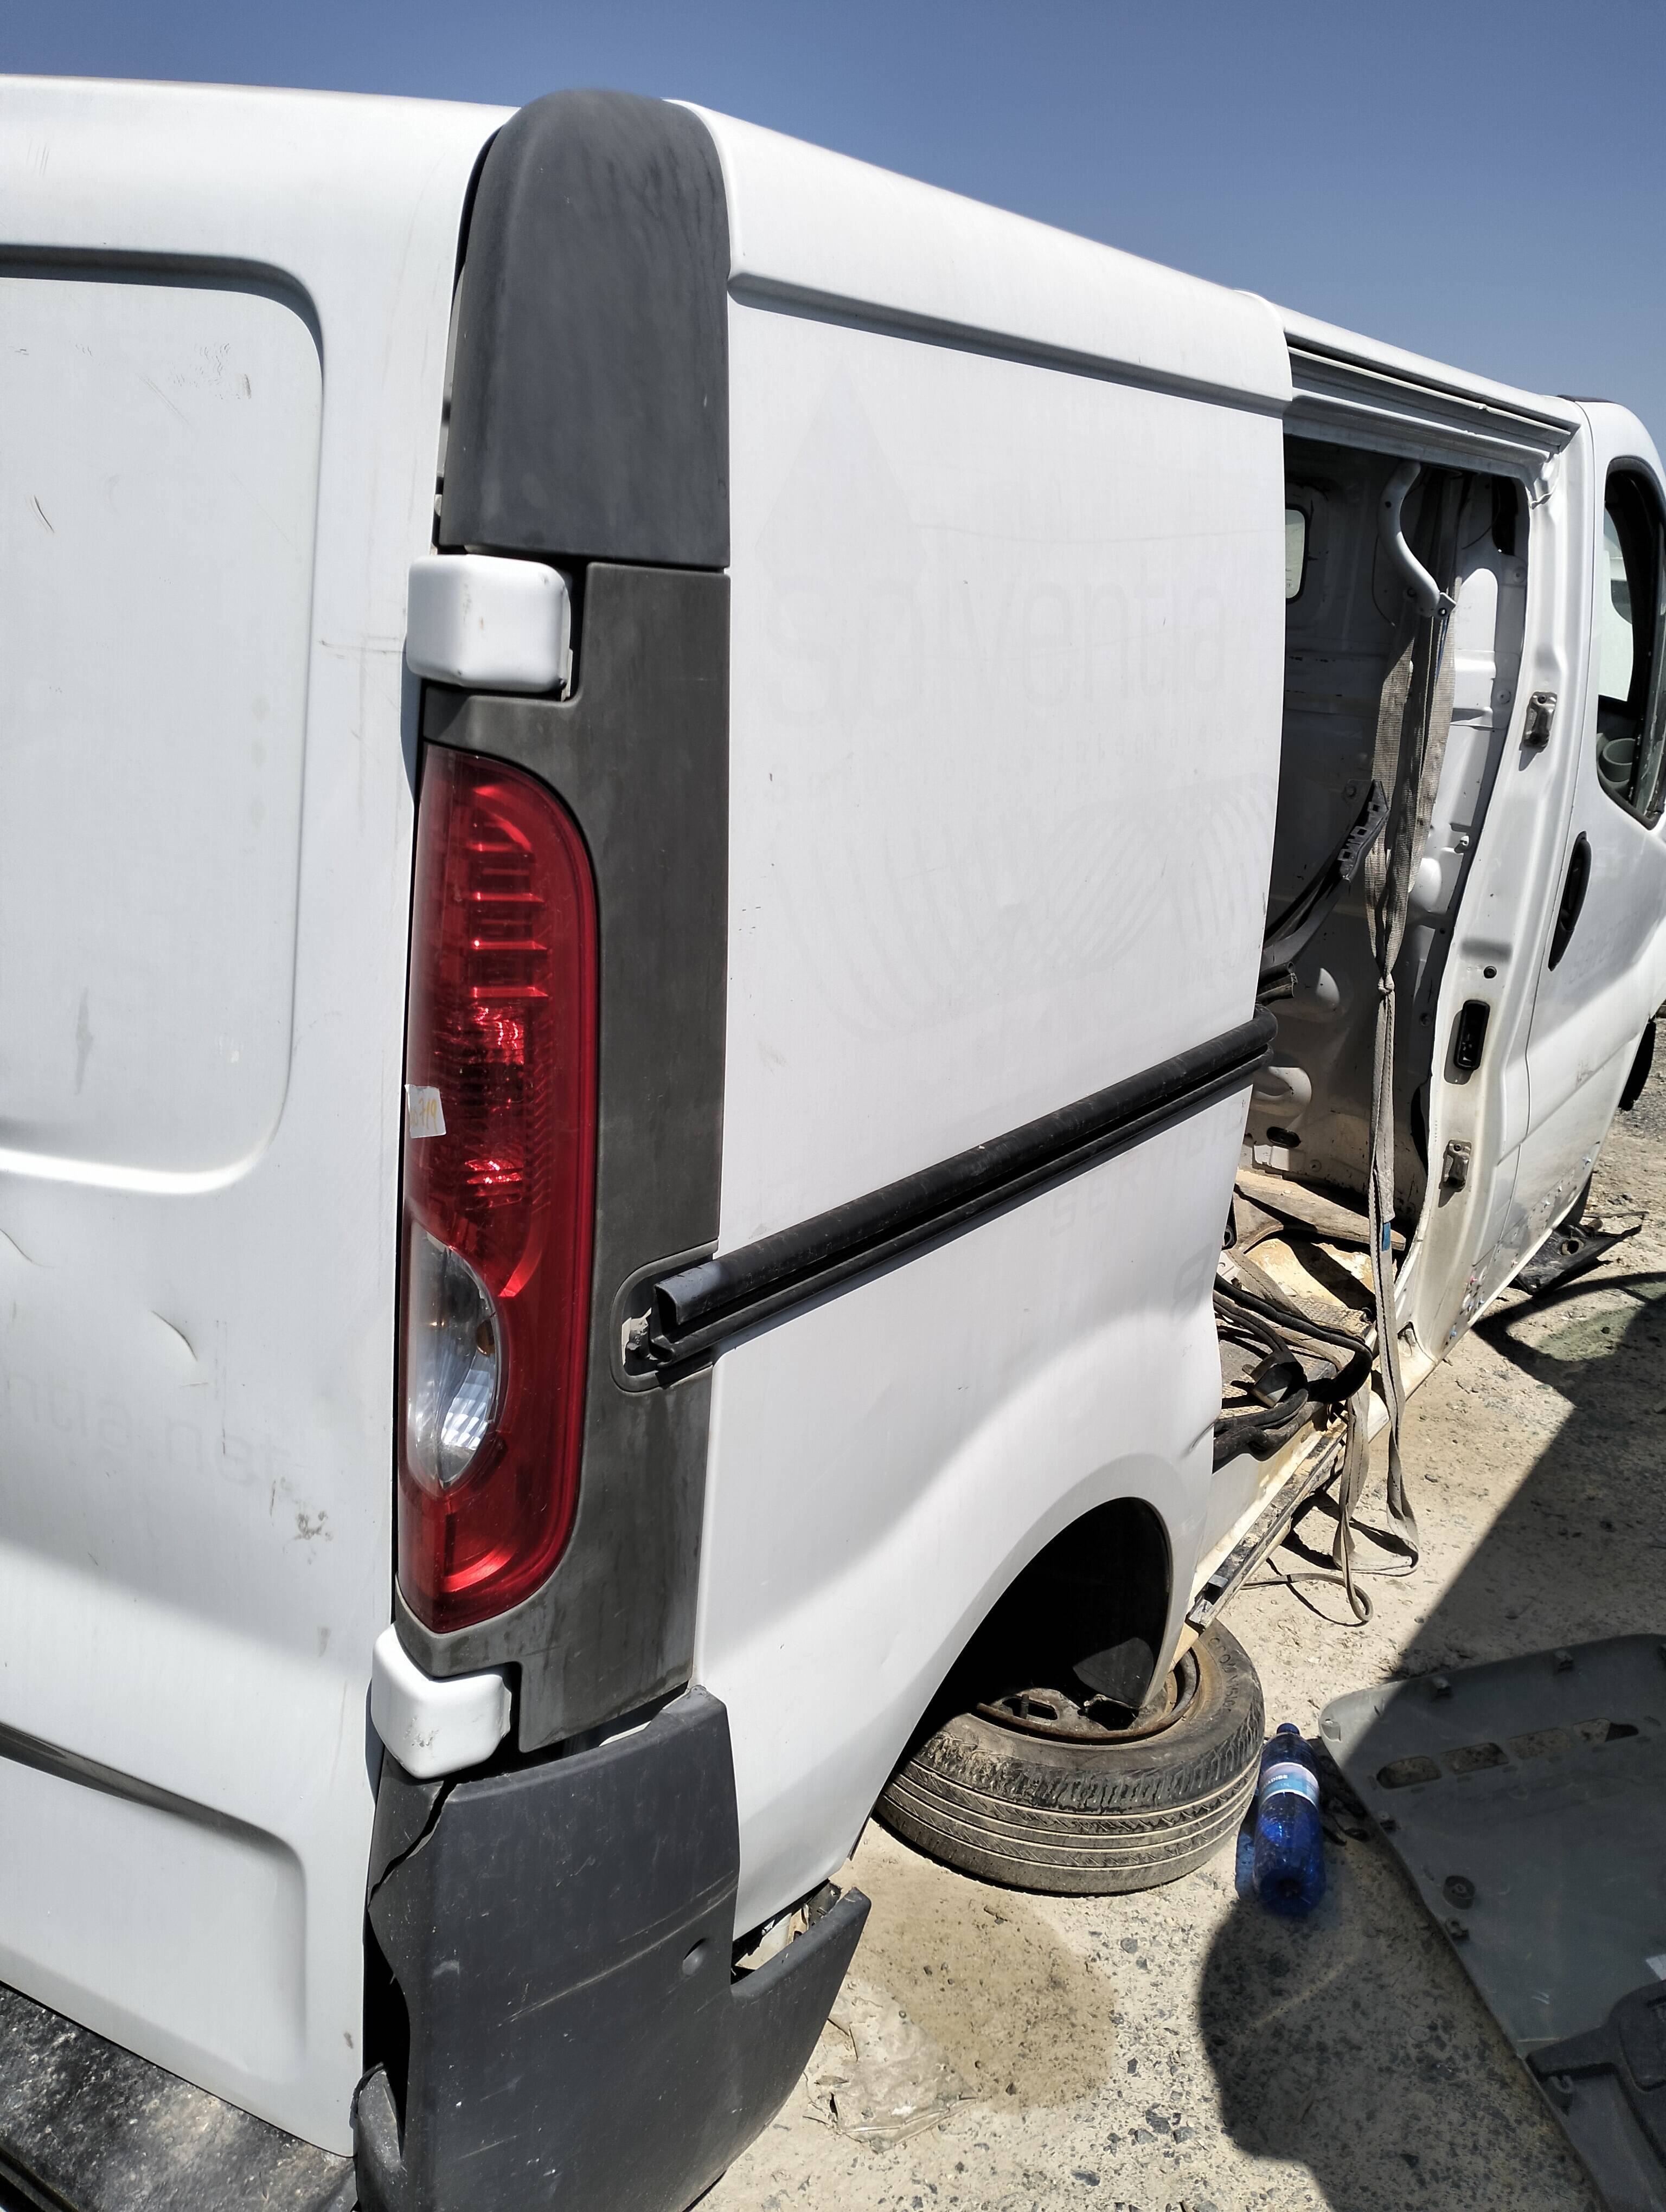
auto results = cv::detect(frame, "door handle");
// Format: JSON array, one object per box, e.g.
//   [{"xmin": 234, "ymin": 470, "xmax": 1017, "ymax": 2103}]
[
  {"xmin": 1547, "ymin": 833, "xmax": 1591, "ymax": 971},
  {"xmin": 1452, "ymin": 1001, "xmax": 1491, "ymax": 1072}
]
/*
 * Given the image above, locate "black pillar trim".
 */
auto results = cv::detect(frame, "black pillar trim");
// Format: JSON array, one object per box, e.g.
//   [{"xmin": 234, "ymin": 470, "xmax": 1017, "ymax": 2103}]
[
  {"xmin": 400, "ymin": 567, "xmax": 728, "ymax": 1753},
  {"xmin": 396, "ymin": 87, "xmax": 735, "ymax": 1750},
  {"xmin": 440, "ymin": 89, "xmax": 729, "ymax": 570}
]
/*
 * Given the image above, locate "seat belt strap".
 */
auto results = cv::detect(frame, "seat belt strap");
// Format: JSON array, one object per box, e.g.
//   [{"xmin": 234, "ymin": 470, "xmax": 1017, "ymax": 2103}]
[
  {"xmin": 1344, "ymin": 468, "xmax": 1466, "ymax": 1602},
  {"xmin": 1260, "ymin": 471, "xmax": 1466, "ymax": 1627}
]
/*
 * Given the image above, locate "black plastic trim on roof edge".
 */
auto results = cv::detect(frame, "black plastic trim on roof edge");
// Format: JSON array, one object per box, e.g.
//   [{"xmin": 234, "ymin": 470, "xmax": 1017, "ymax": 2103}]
[
  {"xmin": 639, "ymin": 1010, "xmax": 1278, "ymax": 1369},
  {"xmin": 441, "ymin": 89, "xmax": 730, "ymax": 569}
]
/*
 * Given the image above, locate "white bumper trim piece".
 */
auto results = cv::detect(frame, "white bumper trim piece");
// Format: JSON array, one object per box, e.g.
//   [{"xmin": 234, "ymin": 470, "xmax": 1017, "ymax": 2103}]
[
  {"xmin": 406, "ymin": 554, "xmax": 572, "ymax": 693},
  {"xmin": 370, "ymin": 1624, "xmax": 511, "ymax": 1780}
]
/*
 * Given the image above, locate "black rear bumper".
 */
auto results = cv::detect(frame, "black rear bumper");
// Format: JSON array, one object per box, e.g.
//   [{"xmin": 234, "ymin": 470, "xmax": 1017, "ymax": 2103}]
[
  {"xmin": 357, "ymin": 1686, "xmax": 866, "ymax": 2212},
  {"xmin": 0, "ymin": 1690, "xmax": 864, "ymax": 2212}
]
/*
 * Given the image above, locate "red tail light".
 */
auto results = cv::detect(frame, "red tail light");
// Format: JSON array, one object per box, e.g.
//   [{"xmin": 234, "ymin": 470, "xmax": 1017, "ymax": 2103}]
[{"xmin": 396, "ymin": 745, "xmax": 598, "ymax": 1634}]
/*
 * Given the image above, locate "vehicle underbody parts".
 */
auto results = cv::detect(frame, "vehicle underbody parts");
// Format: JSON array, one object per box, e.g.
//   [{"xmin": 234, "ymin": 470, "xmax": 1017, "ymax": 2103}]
[{"xmin": 1515, "ymin": 1178, "xmax": 1644, "ymax": 1300}]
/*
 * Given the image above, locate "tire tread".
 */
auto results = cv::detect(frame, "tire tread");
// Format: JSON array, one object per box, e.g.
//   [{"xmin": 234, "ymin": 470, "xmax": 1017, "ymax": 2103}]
[{"xmin": 876, "ymin": 1622, "xmax": 1263, "ymax": 1895}]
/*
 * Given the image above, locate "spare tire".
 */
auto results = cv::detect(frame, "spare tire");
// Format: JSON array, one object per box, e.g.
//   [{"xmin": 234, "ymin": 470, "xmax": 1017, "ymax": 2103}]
[{"xmin": 876, "ymin": 1622, "xmax": 1264, "ymax": 1895}]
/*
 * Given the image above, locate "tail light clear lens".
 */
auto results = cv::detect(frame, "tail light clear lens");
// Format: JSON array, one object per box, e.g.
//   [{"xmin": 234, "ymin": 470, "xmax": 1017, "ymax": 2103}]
[{"xmin": 397, "ymin": 745, "xmax": 598, "ymax": 1635}]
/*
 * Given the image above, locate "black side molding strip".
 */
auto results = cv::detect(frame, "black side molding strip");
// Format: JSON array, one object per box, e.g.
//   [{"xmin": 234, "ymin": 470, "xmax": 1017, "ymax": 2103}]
[{"xmin": 640, "ymin": 1010, "xmax": 1276, "ymax": 1367}]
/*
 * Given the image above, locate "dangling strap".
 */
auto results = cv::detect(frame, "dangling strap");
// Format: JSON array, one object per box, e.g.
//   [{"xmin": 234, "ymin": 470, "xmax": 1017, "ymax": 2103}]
[
  {"xmin": 1257, "ymin": 472, "xmax": 1468, "ymax": 1626},
  {"xmin": 1350, "ymin": 468, "xmax": 1465, "ymax": 1595}
]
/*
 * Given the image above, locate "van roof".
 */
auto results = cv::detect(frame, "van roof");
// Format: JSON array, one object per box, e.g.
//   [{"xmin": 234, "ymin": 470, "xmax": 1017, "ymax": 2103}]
[
  {"xmin": 0, "ymin": 73, "xmax": 508, "ymax": 266},
  {"xmin": 688, "ymin": 103, "xmax": 1295, "ymax": 417},
  {"xmin": 4, "ymin": 78, "xmax": 1618, "ymax": 453}
]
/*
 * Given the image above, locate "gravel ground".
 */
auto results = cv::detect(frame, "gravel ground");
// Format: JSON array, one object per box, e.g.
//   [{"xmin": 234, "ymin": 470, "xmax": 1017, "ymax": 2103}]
[{"xmin": 708, "ymin": 1058, "xmax": 1666, "ymax": 2212}]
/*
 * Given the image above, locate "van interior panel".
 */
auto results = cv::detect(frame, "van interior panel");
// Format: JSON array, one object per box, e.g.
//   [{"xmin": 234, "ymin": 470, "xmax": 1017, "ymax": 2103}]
[{"xmin": 1251, "ymin": 441, "xmax": 1529, "ymax": 1226}]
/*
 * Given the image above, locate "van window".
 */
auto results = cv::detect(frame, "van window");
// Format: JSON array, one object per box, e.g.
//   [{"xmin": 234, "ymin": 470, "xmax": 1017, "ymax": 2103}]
[
  {"xmin": 1285, "ymin": 505, "xmax": 1308, "ymax": 600},
  {"xmin": 1595, "ymin": 470, "xmax": 1666, "ymax": 825}
]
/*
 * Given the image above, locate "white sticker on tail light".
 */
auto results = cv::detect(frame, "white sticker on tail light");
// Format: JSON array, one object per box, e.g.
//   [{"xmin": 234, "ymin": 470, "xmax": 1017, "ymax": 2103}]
[{"xmin": 404, "ymin": 1084, "xmax": 447, "ymax": 1139}]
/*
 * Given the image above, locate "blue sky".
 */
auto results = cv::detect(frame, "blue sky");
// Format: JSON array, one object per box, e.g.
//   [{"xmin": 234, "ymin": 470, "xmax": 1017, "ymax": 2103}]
[{"xmin": 11, "ymin": 2, "xmax": 1666, "ymax": 434}]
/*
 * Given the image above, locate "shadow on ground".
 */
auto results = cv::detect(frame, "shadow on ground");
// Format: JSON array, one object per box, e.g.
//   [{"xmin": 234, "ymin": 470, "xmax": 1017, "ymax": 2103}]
[
  {"xmin": 1400, "ymin": 1269, "xmax": 1666, "ymax": 1672},
  {"xmin": 1196, "ymin": 1876, "xmax": 1566, "ymax": 2209},
  {"xmin": 1200, "ymin": 1075, "xmax": 1666, "ymax": 2208}
]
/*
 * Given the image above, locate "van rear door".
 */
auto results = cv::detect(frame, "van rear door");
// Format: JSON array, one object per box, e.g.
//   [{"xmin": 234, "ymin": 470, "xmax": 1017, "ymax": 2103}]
[{"xmin": 0, "ymin": 79, "xmax": 498, "ymax": 2151}]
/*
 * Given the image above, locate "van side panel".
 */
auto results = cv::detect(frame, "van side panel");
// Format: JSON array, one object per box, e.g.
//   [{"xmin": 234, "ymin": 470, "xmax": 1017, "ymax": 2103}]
[
  {"xmin": 0, "ymin": 80, "xmax": 503, "ymax": 2151},
  {"xmin": 700, "ymin": 1107, "xmax": 1249, "ymax": 1932},
  {"xmin": 717, "ymin": 301, "xmax": 1283, "ymax": 1238},
  {"xmin": 697, "ymin": 195, "xmax": 1289, "ymax": 1928}
]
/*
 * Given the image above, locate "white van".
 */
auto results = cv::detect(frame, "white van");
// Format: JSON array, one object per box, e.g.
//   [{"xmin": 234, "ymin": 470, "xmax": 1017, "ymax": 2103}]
[{"xmin": 1, "ymin": 74, "xmax": 1662, "ymax": 2212}]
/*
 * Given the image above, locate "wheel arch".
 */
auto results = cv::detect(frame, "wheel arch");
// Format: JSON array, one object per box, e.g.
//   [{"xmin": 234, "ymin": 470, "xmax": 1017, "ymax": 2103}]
[{"xmin": 902, "ymin": 1490, "xmax": 1178, "ymax": 1756}]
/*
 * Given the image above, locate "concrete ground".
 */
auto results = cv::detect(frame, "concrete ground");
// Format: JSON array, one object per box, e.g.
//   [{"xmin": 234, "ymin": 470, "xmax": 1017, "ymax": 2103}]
[{"xmin": 708, "ymin": 1060, "xmax": 1666, "ymax": 2212}]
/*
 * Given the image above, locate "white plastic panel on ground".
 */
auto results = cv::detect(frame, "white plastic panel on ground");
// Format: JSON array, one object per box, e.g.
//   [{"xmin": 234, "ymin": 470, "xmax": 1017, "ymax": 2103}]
[{"xmin": 0, "ymin": 79, "xmax": 505, "ymax": 2152}]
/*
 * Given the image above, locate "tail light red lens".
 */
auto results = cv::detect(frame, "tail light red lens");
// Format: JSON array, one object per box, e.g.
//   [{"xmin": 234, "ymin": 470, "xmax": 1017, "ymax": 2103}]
[{"xmin": 396, "ymin": 745, "xmax": 598, "ymax": 1634}]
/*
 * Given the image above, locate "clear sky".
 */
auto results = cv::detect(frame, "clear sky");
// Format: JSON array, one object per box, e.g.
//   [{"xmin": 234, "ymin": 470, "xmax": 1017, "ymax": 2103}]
[{"xmin": 10, "ymin": 2, "xmax": 1665, "ymax": 435}]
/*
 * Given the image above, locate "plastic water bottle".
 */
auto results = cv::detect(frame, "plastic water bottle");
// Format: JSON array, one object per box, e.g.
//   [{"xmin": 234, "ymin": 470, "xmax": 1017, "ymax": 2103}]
[{"xmin": 1251, "ymin": 1723, "xmax": 1326, "ymax": 1917}]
